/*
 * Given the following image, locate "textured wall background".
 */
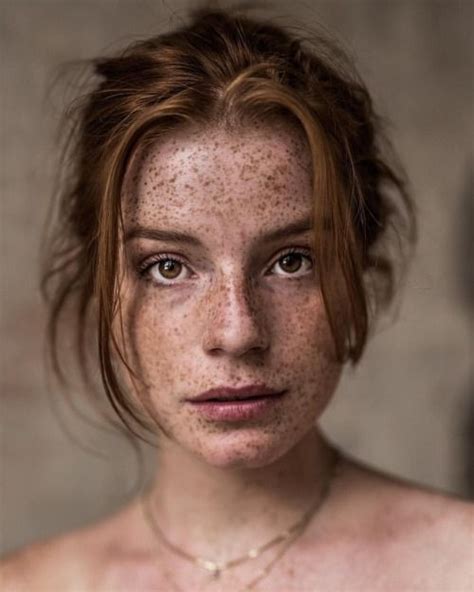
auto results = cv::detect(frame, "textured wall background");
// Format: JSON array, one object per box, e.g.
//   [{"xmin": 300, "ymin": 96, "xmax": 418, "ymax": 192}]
[{"xmin": 1, "ymin": 0, "xmax": 472, "ymax": 556}]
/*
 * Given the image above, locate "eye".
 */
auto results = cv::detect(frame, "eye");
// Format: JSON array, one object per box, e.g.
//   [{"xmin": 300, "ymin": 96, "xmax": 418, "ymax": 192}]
[
  {"xmin": 137, "ymin": 247, "xmax": 314, "ymax": 287},
  {"xmin": 138, "ymin": 253, "xmax": 192, "ymax": 286},
  {"xmin": 269, "ymin": 247, "xmax": 314, "ymax": 278}
]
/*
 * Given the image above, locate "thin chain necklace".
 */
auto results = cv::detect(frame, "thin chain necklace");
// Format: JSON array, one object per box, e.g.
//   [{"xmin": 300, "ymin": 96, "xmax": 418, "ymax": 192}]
[{"xmin": 141, "ymin": 447, "xmax": 341, "ymax": 591}]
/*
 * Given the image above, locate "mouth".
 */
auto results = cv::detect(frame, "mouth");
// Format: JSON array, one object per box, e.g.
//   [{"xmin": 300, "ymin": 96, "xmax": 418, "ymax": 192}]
[
  {"xmin": 185, "ymin": 389, "xmax": 287, "ymax": 422},
  {"xmin": 198, "ymin": 392, "xmax": 286, "ymax": 403},
  {"xmin": 186, "ymin": 384, "xmax": 285, "ymax": 403}
]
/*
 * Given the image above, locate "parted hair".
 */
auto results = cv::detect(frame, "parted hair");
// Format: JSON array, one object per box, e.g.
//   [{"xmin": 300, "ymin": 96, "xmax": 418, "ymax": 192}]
[{"xmin": 41, "ymin": 2, "xmax": 416, "ymax": 435}]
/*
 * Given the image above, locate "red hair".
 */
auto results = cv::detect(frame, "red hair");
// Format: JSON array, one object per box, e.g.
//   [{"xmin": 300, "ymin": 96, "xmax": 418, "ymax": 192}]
[{"xmin": 41, "ymin": 4, "xmax": 416, "ymax": 435}]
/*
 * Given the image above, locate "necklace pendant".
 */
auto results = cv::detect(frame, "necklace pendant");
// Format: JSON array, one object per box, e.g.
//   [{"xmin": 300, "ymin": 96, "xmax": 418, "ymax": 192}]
[
  {"xmin": 211, "ymin": 566, "xmax": 221, "ymax": 579},
  {"xmin": 198, "ymin": 558, "xmax": 221, "ymax": 578}
]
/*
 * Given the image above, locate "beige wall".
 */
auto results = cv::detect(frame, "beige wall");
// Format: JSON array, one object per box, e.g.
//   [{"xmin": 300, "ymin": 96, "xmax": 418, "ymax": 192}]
[{"xmin": 1, "ymin": 0, "xmax": 472, "ymax": 555}]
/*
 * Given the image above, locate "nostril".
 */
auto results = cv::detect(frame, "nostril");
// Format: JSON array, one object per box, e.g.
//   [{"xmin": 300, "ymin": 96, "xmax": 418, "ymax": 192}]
[
  {"xmin": 202, "ymin": 314, "xmax": 269, "ymax": 357},
  {"xmin": 200, "ymin": 277, "xmax": 270, "ymax": 355}
]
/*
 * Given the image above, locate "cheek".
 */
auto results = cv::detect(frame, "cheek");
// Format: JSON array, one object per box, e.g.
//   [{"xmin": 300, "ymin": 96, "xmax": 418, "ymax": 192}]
[
  {"xmin": 112, "ymin": 291, "xmax": 193, "ymax": 431},
  {"xmin": 117, "ymin": 282, "xmax": 340, "ymax": 406},
  {"xmin": 122, "ymin": 281, "xmax": 337, "ymax": 362},
  {"xmin": 124, "ymin": 295, "xmax": 189, "ymax": 372},
  {"xmin": 270, "ymin": 287, "xmax": 341, "ymax": 405},
  {"xmin": 270, "ymin": 285, "xmax": 338, "ymax": 364},
  {"xmin": 112, "ymin": 287, "xmax": 184, "ymax": 399}
]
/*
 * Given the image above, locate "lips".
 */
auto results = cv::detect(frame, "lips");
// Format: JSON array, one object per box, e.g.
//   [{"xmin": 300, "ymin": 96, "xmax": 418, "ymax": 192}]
[
  {"xmin": 187, "ymin": 384, "xmax": 283, "ymax": 403},
  {"xmin": 186, "ymin": 385, "xmax": 287, "ymax": 422}
]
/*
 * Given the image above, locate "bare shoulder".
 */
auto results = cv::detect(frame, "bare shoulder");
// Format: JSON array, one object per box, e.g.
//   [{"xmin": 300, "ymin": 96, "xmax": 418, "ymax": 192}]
[
  {"xmin": 0, "ymin": 531, "xmax": 91, "ymax": 592},
  {"xmin": 342, "ymin": 453, "xmax": 473, "ymax": 529},
  {"xmin": 332, "ymin": 453, "xmax": 474, "ymax": 589},
  {"xmin": 0, "ymin": 503, "xmax": 145, "ymax": 592}
]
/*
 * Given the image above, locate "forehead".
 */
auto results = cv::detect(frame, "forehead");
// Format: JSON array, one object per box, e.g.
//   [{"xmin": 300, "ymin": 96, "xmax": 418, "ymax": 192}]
[{"xmin": 122, "ymin": 121, "xmax": 314, "ymax": 233}]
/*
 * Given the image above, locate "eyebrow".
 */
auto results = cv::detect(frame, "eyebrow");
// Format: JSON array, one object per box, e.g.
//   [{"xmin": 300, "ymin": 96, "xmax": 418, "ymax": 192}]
[{"xmin": 124, "ymin": 216, "xmax": 314, "ymax": 247}]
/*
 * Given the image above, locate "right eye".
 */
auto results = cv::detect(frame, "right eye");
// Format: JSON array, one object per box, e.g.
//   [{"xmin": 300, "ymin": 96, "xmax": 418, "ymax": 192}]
[{"xmin": 138, "ymin": 254, "xmax": 193, "ymax": 286}]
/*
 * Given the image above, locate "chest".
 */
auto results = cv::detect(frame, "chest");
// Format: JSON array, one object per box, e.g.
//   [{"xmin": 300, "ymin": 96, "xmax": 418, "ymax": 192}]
[{"xmin": 92, "ymin": 540, "xmax": 453, "ymax": 592}]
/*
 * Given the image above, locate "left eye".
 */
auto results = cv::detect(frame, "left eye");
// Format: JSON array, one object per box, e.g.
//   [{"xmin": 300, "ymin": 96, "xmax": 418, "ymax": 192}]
[
  {"xmin": 270, "ymin": 249, "xmax": 313, "ymax": 277},
  {"xmin": 139, "ymin": 254, "xmax": 192, "ymax": 285}
]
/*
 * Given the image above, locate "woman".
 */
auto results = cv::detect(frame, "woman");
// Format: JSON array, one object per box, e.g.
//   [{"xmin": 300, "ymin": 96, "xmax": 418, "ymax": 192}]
[{"xmin": 1, "ymin": 4, "xmax": 472, "ymax": 591}]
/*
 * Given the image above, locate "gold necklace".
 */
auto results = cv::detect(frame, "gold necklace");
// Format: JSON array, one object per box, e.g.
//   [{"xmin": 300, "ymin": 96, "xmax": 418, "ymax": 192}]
[{"xmin": 141, "ymin": 447, "xmax": 341, "ymax": 590}]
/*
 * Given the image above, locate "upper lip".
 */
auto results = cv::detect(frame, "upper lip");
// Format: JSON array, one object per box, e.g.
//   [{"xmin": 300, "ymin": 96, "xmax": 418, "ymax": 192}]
[{"xmin": 187, "ymin": 384, "xmax": 284, "ymax": 402}]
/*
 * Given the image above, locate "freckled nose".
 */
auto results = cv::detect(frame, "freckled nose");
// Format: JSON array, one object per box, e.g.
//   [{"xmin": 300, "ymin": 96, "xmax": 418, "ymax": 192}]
[{"xmin": 201, "ymin": 275, "xmax": 269, "ymax": 357}]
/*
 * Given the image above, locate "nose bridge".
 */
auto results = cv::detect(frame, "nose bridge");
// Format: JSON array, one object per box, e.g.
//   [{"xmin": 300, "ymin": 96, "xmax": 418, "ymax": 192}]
[{"xmin": 202, "ymin": 266, "xmax": 268, "ymax": 356}]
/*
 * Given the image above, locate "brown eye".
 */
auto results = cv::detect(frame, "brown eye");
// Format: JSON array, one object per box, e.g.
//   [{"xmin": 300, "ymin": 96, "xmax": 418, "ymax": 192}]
[
  {"xmin": 140, "ymin": 254, "xmax": 192, "ymax": 286},
  {"xmin": 279, "ymin": 253, "xmax": 303, "ymax": 274},
  {"xmin": 270, "ymin": 249, "xmax": 313, "ymax": 278},
  {"xmin": 158, "ymin": 259, "xmax": 182, "ymax": 279}
]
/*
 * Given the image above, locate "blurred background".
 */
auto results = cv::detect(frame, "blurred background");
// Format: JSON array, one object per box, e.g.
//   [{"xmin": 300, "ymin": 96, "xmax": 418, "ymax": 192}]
[{"xmin": 1, "ymin": 0, "xmax": 472, "ymax": 556}]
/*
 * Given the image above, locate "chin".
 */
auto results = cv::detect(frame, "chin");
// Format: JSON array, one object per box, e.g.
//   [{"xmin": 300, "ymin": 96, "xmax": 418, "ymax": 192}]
[{"xmin": 183, "ymin": 426, "xmax": 309, "ymax": 470}]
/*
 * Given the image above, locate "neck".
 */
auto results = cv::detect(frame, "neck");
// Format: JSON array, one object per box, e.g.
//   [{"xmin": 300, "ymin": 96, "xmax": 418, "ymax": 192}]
[{"xmin": 146, "ymin": 427, "xmax": 336, "ymax": 560}]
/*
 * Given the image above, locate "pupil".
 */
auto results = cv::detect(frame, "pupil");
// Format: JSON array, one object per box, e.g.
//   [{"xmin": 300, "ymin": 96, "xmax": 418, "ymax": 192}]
[
  {"xmin": 159, "ymin": 259, "xmax": 180, "ymax": 278},
  {"xmin": 281, "ymin": 254, "xmax": 301, "ymax": 273}
]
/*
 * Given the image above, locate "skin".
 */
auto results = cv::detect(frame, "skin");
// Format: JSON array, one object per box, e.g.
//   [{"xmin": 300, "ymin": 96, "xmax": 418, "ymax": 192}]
[
  {"xmin": 118, "ymin": 120, "xmax": 341, "ymax": 471},
  {"xmin": 1, "ymin": 122, "xmax": 473, "ymax": 592}
]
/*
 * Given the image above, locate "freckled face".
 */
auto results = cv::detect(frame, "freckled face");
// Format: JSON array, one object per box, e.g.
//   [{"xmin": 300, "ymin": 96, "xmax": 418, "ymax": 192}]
[{"xmin": 119, "ymin": 122, "xmax": 342, "ymax": 468}]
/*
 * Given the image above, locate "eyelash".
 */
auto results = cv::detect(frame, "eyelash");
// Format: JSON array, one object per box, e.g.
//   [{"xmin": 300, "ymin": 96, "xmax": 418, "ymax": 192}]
[{"xmin": 137, "ymin": 247, "xmax": 314, "ymax": 287}]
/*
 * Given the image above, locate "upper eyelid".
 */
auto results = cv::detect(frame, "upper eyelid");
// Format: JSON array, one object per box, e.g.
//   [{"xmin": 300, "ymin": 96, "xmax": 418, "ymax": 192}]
[{"xmin": 139, "ymin": 245, "xmax": 312, "ymax": 267}]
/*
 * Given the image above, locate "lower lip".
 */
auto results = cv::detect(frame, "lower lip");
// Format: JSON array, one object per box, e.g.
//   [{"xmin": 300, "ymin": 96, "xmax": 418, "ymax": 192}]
[{"xmin": 187, "ymin": 392, "xmax": 287, "ymax": 422}]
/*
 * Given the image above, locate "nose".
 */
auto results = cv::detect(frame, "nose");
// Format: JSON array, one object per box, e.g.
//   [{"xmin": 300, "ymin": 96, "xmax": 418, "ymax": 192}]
[{"xmin": 201, "ymin": 272, "xmax": 270, "ymax": 358}]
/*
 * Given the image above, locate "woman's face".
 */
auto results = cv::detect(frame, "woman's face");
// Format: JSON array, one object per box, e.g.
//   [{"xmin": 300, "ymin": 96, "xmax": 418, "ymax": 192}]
[{"xmin": 119, "ymin": 121, "xmax": 342, "ymax": 468}]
